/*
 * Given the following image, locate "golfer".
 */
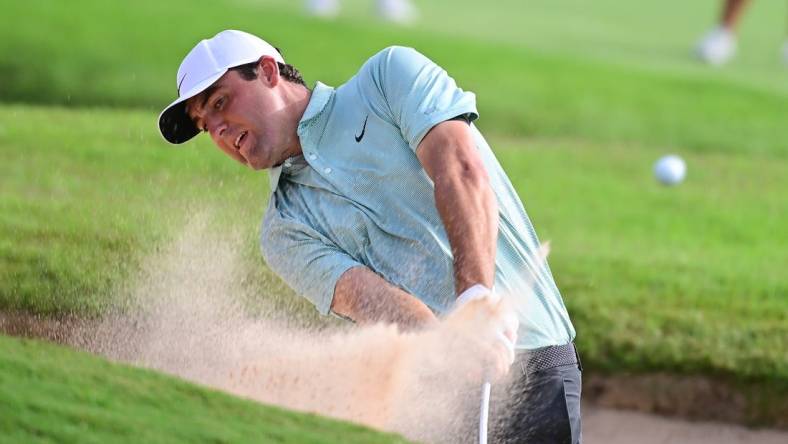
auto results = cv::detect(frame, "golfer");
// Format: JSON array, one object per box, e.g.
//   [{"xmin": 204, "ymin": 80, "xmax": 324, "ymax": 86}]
[{"xmin": 159, "ymin": 30, "xmax": 582, "ymax": 443}]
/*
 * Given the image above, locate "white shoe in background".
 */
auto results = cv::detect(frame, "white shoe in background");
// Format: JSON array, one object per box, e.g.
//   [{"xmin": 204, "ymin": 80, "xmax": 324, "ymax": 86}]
[
  {"xmin": 695, "ymin": 27, "xmax": 737, "ymax": 66},
  {"xmin": 306, "ymin": 0, "xmax": 340, "ymax": 18},
  {"xmin": 377, "ymin": 0, "xmax": 417, "ymax": 24}
]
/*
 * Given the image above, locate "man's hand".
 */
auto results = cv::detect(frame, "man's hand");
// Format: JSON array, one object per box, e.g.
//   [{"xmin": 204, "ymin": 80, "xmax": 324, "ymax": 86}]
[
  {"xmin": 442, "ymin": 285, "xmax": 519, "ymax": 381},
  {"xmin": 455, "ymin": 284, "xmax": 518, "ymax": 364}
]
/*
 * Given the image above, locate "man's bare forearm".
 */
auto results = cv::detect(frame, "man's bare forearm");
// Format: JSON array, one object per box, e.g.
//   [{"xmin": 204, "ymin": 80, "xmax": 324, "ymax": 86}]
[
  {"xmin": 331, "ymin": 266, "xmax": 438, "ymax": 331},
  {"xmin": 417, "ymin": 120, "xmax": 499, "ymax": 295},
  {"xmin": 433, "ymin": 163, "xmax": 498, "ymax": 293}
]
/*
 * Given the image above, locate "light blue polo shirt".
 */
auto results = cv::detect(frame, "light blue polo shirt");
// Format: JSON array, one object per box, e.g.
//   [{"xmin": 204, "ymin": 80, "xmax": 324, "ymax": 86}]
[{"xmin": 261, "ymin": 46, "xmax": 575, "ymax": 349}]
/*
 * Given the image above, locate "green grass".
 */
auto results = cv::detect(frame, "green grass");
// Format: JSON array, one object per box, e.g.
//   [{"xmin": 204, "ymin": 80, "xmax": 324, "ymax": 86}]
[
  {"xmin": 0, "ymin": 335, "xmax": 410, "ymax": 443},
  {"xmin": 492, "ymin": 138, "xmax": 787, "ymax": 383},
  {"xmin": 270, "ymin": 0, "xmax": 788, "ymax": 95},
  {"xmin": 1, "ymin": 0, "xmax": 787, "ymax": 429},
  {"xmin": 2, "ymin": 102, "xmax": 785, "ymax": 385},
  {"xmin": 0, "ymin": 105, "xmax": 270, "ymax": 314},
  {"xmin": 2, "ymin": 1, "xmax": 787, "ymax": 156}
]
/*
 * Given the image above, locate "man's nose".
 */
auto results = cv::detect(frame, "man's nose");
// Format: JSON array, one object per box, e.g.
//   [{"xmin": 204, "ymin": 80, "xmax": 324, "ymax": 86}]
[{"xmin": 207, "ymin": 117, "xmax": 228, "ymax": 139}]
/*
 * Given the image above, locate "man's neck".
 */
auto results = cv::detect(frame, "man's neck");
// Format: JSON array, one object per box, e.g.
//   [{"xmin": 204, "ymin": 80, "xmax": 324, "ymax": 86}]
[{"xmin": 284, "ymin": 84, "xmax": 312, "ymax": 157}]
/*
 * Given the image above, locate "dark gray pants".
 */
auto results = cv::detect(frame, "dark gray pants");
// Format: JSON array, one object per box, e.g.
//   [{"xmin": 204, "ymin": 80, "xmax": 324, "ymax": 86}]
[{"xmin": 488, "ymin": 344, "xmax": 583, "ymax": 444}]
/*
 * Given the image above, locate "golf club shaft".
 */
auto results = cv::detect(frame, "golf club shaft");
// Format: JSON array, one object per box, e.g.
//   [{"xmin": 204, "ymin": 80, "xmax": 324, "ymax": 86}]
[{"xmin": 479, "ymin": 380, "xmax": 491, "ymax": 444}]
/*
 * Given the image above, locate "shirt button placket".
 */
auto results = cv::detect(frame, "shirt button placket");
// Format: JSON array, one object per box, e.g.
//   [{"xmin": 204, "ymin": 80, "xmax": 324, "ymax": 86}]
[{"xmin": 305, "ymin": 151, "xmax": 330, "ymax": 175}]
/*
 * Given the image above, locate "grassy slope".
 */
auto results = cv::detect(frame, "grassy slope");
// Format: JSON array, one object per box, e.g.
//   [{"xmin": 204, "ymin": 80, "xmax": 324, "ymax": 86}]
[
  {"xmin": 493, "ymin": 138, "xmax": 787, "ymax": 381},
  {"xmin": 0, "ymin": 335, "xmax": 410, "ymax": 443},
  {"xmin": 0, "ymin": 105, "xmax": 270, "ymax": 314},
  {"xmin": 1, "ymin": 1, "xmax": 786, "ymax": 156},
  {"xmin": 2, "ymin": 102, "xmax": 785, "ymax": 384},
  {"xmin": 274, "ymin": 0, "xmax": 788, "ymax": 94}
]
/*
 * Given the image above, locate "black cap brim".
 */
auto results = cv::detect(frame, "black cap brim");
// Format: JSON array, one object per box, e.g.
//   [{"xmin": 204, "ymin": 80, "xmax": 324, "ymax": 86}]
[{"xmin": 158, "ymin": 101, "xmax": 200, "ymax": 145}]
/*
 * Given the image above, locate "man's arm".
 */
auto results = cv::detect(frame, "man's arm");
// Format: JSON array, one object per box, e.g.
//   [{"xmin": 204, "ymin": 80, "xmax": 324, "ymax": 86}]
[
  {"xmin": 331, "ymin": 266, "xmax": 438, "ymax": 331},
  {"xmin": 416, "ymin": 119, "xmax": 498, "ymax": 295}
]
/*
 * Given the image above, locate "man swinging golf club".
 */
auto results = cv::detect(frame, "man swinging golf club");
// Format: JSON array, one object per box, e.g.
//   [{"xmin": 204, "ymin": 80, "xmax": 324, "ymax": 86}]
[{"xmin": 158, "ymin": 29, "xmax": 582, "ymax": 443}]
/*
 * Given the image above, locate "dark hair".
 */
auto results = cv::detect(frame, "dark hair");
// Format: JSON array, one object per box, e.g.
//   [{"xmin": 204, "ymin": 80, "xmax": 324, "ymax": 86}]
[{"xmin": 230, "ymin": 51, "xmax": 306, "ymax": 87}]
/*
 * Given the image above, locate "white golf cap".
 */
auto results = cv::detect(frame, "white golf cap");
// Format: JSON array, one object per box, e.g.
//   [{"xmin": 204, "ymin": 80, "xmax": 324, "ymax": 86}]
[{"xmin": 158, "ymin": 30, "xmax": 285, "ymax": 144}]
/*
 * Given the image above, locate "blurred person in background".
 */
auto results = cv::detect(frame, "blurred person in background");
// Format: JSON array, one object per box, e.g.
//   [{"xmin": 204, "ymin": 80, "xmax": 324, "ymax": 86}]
[
  {"xmin": 306, "ymin": 0, "xmax": 417, "ymax": 24},
  {"xmin": 695, "ymin": 0, "xmax": 788, "ymax": 65}
]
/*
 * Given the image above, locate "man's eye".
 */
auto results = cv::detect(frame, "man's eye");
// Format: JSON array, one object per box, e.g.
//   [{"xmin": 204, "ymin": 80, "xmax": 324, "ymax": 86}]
[{"xmin": 214, "ymin": 96, "xmax": 225, "ymax": 110}]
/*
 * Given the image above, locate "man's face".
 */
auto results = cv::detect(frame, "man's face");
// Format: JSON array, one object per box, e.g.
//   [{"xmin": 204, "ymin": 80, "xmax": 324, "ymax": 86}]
[{"xmin": 186, "ymin": 57, "xmax": 299, "ymax": 170}]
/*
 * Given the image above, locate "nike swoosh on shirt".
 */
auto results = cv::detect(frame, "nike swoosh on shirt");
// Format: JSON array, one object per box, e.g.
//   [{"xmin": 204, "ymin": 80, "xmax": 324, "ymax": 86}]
[{"xmin": 355, "ymin": 115, "xmax": 368, "ymax": 143}]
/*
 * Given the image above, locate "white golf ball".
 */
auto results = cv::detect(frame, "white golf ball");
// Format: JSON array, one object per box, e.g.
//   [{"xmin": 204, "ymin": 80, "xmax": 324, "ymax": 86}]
[{"xmin": 654, "ymin": 155, "xmax": 686, "ymax": 186}]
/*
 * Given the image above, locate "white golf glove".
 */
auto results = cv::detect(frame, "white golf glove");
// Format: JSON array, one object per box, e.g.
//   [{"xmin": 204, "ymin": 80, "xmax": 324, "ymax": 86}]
[{"xmin": 454, "ymin": 284, "xmax": 519, "ymax": 374}]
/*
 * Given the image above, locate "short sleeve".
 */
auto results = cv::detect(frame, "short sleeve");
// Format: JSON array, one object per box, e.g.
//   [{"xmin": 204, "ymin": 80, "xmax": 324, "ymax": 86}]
[
  {"xmin": 359, "ymin": 46, "xmax": 479, "ymax": 152},
  {"xmin": 260, "ymin": 201, "xmax": 362, "ymax": 315}
]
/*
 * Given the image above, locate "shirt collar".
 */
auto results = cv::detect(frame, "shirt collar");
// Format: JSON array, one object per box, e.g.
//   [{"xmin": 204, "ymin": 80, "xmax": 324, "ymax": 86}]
[
  {"xmin": 268, "ymin": 165, "xmax": 283, "ymax": 193},
  {"xmin": 268, "ymin": 81, "xmax": 334, "ymax": 193}
]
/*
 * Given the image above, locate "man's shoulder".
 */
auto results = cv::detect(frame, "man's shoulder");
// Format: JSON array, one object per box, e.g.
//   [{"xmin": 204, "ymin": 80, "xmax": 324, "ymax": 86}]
[
  {"xmin": 340, "ymin": 46, "xmax": 432, "ymax": 101},
  {"xmin": 334, "ymin": 47, "xmax": 414, "ymax": 110},
  {"xmin": 360, "ymin": 45, "xmax": 423, "ymax": 72},
  {"xmin": 350, "ymin": 46, "xmax": 428, "ymax": 84},
  {"xmin": 370, "ymin": 45, "xmax": 421, "ymax": 61}
]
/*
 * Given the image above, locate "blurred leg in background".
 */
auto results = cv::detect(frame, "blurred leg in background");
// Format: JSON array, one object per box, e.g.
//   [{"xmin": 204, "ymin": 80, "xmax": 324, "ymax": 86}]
[
  {"xmin": 695, "ymin": 0, "xmax": 752, "ymax": 65},
  {"xmin": 305, "ymin": 0, "xmax": 417, "ymax": 24}
]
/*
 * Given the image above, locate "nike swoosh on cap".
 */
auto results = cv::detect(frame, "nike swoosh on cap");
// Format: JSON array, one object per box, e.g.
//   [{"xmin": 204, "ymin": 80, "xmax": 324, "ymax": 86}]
[{"xmin": 177, "ymin": 73, "xmax": 188, "ymax": 95}]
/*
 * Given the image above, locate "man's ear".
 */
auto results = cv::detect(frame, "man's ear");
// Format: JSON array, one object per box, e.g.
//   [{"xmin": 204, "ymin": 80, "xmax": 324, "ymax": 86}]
[{"xmin": 258, "ymin": 55, "xmax": 280, "ymax": 87}]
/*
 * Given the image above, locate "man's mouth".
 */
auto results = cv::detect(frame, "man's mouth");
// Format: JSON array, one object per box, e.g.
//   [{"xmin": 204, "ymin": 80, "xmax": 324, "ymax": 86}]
[{"xmin": 234, "ymin": 131, "xmax": 248, "ymax": 150}]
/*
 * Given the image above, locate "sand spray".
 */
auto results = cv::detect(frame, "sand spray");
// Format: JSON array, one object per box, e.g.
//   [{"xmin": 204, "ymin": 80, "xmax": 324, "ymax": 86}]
[{"xmin": 70, "ymin": 218, "xmax": 523, "ymax": 443}]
